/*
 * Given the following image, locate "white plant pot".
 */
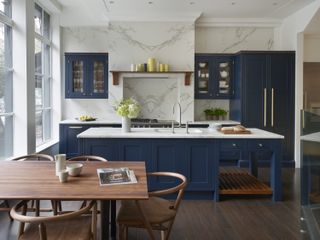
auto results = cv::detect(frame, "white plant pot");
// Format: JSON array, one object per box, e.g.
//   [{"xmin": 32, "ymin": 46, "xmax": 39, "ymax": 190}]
[{"xmin": 122, "ymin": 117, "xmax": 131, "ymax": 133}]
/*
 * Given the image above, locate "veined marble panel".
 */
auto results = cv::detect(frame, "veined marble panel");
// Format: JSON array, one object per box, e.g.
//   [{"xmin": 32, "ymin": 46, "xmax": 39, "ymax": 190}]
[
  {"xmin": 195, "ymin": 27, "xmax": 274, "ymax": 53},
  {"xmin": 194, "ymin": 99, "xmax": 230, "ymax": 121},
  {"xmin": 123, "ymin": 77, "xmax": 178, "ymax": 120}
]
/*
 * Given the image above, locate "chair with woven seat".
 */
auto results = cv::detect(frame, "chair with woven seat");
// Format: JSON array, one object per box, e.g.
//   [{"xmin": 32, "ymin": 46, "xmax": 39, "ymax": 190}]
[
  {"xmin": 0, "ymin": 154, "xmax": 54, "ymax": 220},
  {"xmin": 117, "ymin": 172, "xmax": 187, "ymax": 240},
  {"xmin": 10, "ymin": 199, "xmax": 97, "ymax": 240},
  {"xmin": 68, "ymin": 155, "xmax": 108, "ymax": 162}
]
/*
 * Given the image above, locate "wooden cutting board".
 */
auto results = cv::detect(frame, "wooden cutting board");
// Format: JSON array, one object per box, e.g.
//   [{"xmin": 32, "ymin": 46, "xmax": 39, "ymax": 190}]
[{"xmin": 219, "ymin": 129, "xmax": 251, "ymax": 134}]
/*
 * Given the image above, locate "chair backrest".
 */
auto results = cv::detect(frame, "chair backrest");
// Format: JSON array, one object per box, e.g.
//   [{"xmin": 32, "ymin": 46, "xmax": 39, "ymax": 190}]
[
  {"xmin": 10, "ymin": 199, "xmax": 97, "ymax": 239},
  {"xmin": 147, "ymin": 172, "xmax": 187, "ymax": 211},
  {"xmin": 10, "ymin": 154, "xmax": 54, "ymax": 162},
  {"xmin": 68, "ymin": 155, "xmax": 108, "ymax": 162}
]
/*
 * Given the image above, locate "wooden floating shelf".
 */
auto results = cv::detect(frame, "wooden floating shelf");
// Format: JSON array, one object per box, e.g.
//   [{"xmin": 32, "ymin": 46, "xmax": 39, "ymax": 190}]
[
  {"xmin": 219, "ymin": 168, "xmax": 272, "ymax": 195},
  {"xmin": 110, "ymin": 71, "xmax": 193, "ymax": 86}
]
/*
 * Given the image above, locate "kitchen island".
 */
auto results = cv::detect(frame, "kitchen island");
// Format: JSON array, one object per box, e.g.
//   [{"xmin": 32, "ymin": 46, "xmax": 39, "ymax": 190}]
[{"xmin": 78, "ymin": 127, "xmax": 283, "ymax": 201}]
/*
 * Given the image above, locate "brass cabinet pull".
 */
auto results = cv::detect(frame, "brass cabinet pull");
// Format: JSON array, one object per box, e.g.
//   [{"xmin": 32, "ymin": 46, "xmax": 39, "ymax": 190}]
[
  {"xmin": 271, "ymin": 88, "xmax": 274, "ymax": 127},
  {"xmin": 264, "ymin": 88, "xmax": 267, "ymax": 127}
]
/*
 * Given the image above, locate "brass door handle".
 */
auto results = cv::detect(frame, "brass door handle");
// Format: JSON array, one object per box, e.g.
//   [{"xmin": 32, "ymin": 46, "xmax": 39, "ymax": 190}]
[
  {"xmin": 264, "ymin": 88, "xmax": 267, "ymax": 127},
  {"xmin": 271, "ymin": 88, "xmax": 274, "ymax": 127}
]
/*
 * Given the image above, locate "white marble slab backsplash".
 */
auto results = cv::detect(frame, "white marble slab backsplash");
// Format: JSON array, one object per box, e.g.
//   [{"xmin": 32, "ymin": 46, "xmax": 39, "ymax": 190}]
[
  {"xmin": 194, "ymin": 99, "xmax": 230, "ymax": 121},
  {"xmin": 124, "ymin": 77, "xmax": 178, "ymax": 120},
  {"xmin": 62, "ymin": 23, "xmax": 274, "ymax": 122},
  {"xmin": 195, "ymin": 27, "xmax": 274, "ymax": 53}
]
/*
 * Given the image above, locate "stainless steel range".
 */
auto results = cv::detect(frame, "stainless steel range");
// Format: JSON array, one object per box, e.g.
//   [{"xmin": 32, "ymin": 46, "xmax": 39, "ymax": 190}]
[{"xmin": 131, "ymin": 118, "xmax": 175, "ymax": 128}]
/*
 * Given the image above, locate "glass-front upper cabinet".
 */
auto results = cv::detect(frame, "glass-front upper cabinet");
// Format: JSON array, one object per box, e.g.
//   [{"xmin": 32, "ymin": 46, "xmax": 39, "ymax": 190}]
[
  {"xmin": 65, "ymin": 53, "xmax": 108, "ymax": 99},
  {"xmin": 217, "ymin": 60, "xmax": 232, "ymax": 96},
  {"xmin": 195, "ymin": 54, "xmax": 234, "ymax": 99}
]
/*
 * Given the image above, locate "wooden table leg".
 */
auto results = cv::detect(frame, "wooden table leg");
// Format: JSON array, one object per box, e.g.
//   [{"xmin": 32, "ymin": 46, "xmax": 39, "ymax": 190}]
[
  {"xmin": 111, "ymin": 200, "xmax": 117, "ymax": 239},
  {"xmin": 100, "ymin": 200, "xmax": 110, "ymax": 240}
]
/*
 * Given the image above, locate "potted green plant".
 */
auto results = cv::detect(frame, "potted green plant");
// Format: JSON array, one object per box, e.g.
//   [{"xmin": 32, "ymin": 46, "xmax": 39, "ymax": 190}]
[
  {"xmin": 204, "ymin": 108, "xmax": 215, "ymax": 120},
  {"xmin": 204, "ymin": 107, "xmax": 228, "ymax": 120},
  {"xmin": 213, "ymin": 108, "xmax": 228, "ymax": 120}
]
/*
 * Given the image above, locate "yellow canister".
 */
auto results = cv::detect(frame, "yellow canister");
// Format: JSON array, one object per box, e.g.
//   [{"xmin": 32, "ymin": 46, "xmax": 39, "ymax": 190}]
[
  {"xmin": 147, "ymin": 58, "xmax": 156, "ymax": 72},
  {"xmin": 159, "ymin": 64, "xmax": 165, "ymax": 72},
  {"xmin": 164, "ymin": 64, "xmax": 169, "ymax": 72}
]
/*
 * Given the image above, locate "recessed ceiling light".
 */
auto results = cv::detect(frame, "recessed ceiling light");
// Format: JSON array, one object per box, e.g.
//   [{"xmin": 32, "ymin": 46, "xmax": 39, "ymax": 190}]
[
  {"xmin": 189, "ymin": 1, "xmax": 195, "ymax": 5},
  {"xmin": 148, "ymin": 1, "xmax": 153, "ymax": 4},
  {"xmin": 109, "ymin": 0, "xmax": 114, "ymax": 4},
  {"xmin": 231, "ymin": 2, "xmax": 236, "ymax": 5},
  {"xmin": 273, "ymin": 2, "xmax": 278, "ymax": 5}
]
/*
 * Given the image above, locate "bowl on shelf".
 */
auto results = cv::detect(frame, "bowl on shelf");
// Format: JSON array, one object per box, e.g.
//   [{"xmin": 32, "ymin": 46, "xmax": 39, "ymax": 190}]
[
  {"xmin": 219, "ymin": 62, "xmax": 229, "ymax": 68},
  {"xmin": 199, "ymin": 62, "xmax": 207, "ymax": 68},
  {"xmin": 67, "ymin": 163, "xmax": 83, "ymax": 176},
  {"xmin": 220, "ymin": 71, "xmax": 229, "ymax": 78}
]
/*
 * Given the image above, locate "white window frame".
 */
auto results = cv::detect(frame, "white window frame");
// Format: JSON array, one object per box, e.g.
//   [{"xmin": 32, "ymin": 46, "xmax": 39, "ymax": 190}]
[
  {"xmin": 0, "ymin": 0, "xmax": 13, "ymax": 159},
  {"xmin": 34, "ymin": 2, "xmax": 52, "ymax": 147}
]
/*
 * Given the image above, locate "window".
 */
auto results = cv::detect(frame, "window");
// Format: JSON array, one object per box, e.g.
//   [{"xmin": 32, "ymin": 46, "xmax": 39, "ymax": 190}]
[
  {"xmin": 34, "ymin": 3, "xmax": 51, "ymax": 146},
  {"xmin": 0, "ymin": 0, "xmax": 12, "ymax": 160}
]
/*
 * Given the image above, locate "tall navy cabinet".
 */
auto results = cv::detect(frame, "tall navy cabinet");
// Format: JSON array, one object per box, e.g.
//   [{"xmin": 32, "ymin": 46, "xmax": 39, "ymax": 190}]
[{"xmin": 230, "ymin": 51, "xmax": 295, "ymax": 164}]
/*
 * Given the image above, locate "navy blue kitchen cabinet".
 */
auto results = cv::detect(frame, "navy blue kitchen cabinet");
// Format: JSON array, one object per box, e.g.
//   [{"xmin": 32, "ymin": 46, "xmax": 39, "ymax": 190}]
[
  {"xmin": 183, "ymin": 140, "xmax": 216, "ymax": 191},
  {"xmin": 59, "ymin": 123, "xmax": 120, "ymax": 158},
  {"xmin": 119, "ymin": 140, "xmax": 152, "ymax": 171},
  {"xmin": 80, "ymin": 138, "xmax": 119, "ymax": 161},
  {"xmin": 79, "ymin": 137, "xmax": 282, "ymax": 201},
  {"xmin": 230, "ymin": 51, "xmax": 295, "ymax": 164},
  {"xmin": 151, "ymin": 140, "xmax": 185, "ymax": 190},
  {"xmin": 195, "ymin": 54, "xmax": 234, "ymax": 99},
  {"xmin": 78, "ymin": 138, "xmax": 216, "ymax": 193},
  {"xmin": 65, "ymin": 53, "xmax": 108, "ymax": 98}
]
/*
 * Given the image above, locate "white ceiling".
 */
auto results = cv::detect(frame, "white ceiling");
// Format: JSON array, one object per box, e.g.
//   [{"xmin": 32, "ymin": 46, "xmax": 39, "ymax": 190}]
[{"xmin": 57, "ymin": 0, "xmax": 315, "ymax": 26}]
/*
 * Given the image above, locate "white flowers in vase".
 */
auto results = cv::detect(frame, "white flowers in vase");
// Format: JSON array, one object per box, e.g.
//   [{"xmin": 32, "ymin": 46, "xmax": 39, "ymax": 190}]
[{"xmin": 115, "ymin": 97, "xmax": 141, "ymax": 119}]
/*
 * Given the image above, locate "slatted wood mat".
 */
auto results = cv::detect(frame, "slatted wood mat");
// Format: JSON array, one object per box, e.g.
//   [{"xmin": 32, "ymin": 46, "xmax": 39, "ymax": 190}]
[{"xmin": 219, "ymin": 168, "xmax": 272, "ymax": 195}]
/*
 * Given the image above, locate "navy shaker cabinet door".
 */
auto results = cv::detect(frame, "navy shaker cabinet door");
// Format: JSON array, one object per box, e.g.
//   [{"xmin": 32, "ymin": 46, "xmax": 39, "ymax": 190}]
[{"xmin": 65, "ymin": 53, "xmax": 108, "ymax": 99}]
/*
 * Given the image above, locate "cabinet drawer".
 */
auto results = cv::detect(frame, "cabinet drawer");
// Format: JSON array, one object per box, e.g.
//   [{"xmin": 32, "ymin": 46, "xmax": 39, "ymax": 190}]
[
  {"xmin": 220, "ymin": 140, "xmax": 246, "ymax": 150},
  {"xmin": 247, "ymin": 140, "xmax": 273, "ymax": 151}
]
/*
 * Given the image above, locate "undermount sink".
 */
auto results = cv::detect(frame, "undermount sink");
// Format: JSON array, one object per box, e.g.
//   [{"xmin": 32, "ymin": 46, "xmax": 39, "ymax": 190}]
[{"xmin": 153, "ymin": 128, "xmax": 203, "ymax": 134}]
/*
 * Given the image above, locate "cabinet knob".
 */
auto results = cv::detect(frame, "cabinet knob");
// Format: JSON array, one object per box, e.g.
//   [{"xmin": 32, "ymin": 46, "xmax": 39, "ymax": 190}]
[
  {"xmin": 258, "ymin": 143, "xmax": 263, "ymax": 147},
  {"xmin": 232, "ymin": 143, "xmax": 237, "ymax": 147},
  {"xmin": 300, "ymin": 229, "xmax": 307, "ymax": 234}
]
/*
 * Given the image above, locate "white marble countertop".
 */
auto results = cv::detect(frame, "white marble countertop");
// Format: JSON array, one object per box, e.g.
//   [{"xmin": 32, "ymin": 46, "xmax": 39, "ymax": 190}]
[
  {"xmin": 301, "ymin": 132, "xmax": 320, "ymax": 143},
  {"xmin": 77, "ymin": 127, "xmax": 284, "ymax": 139},
  {"xmin": 60, "ymin": 119, "xmax": 240, "ymax": 125},
  {"xmin": 60, "ymin": 119, "xmax": 121, "ymax": 125}
]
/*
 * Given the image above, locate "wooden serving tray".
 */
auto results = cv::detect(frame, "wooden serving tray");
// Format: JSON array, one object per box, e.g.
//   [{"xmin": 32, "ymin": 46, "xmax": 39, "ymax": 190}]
[{"xmin": 219, "ymin": 129, "xmax": 251, "ymax": 134}]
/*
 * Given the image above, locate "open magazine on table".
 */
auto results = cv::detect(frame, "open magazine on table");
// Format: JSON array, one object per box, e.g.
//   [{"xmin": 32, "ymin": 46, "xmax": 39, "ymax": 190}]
[{"xmin": 97, "ymin": 167, "xmax": 137, "ymax": 186}]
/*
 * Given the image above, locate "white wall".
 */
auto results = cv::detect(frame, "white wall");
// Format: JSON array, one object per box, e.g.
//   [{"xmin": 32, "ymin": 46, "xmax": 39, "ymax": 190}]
[
  {"xmin": 61, "ymin": 22, "xmax": 195, "ymax": 122},
  {"xmin": 276, "ymin": 0, "xmax": 320, "ymax": 167},
  {"xmin": 304, "ymin": 35, "xmax": 320, "ymax": 62}
]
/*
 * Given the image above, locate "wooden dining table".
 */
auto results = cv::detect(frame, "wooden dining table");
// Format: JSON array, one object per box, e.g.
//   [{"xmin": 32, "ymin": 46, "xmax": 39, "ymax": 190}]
[{"xmin": 0, "ymin": 160, "xmax": 148, "ymax": 240}]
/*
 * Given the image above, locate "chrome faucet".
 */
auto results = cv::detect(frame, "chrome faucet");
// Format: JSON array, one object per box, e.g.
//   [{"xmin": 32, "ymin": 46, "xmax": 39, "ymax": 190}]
[{"xmin": 172, "ymin": 102, "xmax": 182, "ymax": 128}]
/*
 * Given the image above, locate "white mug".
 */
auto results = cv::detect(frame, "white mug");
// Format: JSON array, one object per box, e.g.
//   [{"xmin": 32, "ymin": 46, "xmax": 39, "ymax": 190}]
[
  {"xmin": 54, "ymin": 154, "xmax": 66, "ymax": 176},
  {"xmin": 58, "ymin": 170, "xmax": 69, "ymax": 183}
]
